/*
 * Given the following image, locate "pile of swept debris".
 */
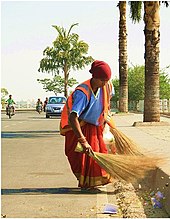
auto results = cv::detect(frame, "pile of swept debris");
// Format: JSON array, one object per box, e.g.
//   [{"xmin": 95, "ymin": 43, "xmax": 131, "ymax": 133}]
[{"xmin": 112, "ymin": 180, "xmax": 169, "ymax": 218}]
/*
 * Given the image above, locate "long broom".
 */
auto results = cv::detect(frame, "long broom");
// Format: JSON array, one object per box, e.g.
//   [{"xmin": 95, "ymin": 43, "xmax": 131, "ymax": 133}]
[
  {"xmin": 105, "ymin": 113, "xmax": 143, "ymax": 156},
  {"xmin": 75, "ymin": 142, "xmax": 162, "ymax": 182}
]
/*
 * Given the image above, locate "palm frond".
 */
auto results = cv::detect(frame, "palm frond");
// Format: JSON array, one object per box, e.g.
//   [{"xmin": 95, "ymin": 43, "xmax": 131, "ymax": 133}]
[
  {"xmin": 67, "ymin": 23, "xmax": 79, "ymax": 37},
  {"xmin": 129, "ymin": 1, "xmax": 142, "ymax": 23}
]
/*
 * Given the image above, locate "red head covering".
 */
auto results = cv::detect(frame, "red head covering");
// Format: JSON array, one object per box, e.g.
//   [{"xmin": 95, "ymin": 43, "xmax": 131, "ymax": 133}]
[{"xmin": 89, "ymin": 60, "xmax": 112, "ymax": 80}]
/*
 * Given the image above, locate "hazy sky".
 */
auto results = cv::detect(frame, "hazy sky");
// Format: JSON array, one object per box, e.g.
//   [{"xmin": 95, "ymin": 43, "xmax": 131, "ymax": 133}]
[{"xmin": 1, "ymin": 1, "xmax": 170, "ymax": 101}]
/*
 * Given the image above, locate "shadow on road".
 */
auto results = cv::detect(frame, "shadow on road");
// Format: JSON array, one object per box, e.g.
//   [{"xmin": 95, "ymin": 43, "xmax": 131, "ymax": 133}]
[
  {"xmin": 28, "ymin": 116, "xmax": 61, "ymax": 120},
  {"xmin": 1, "ymin": 130, "xmax": 60, "ymax": 138},
  {"xmin": 1, "ymin": 116, "xmax": 61, "ymax": 121},
  {"xmin": 1, "ymin": 187, "xmax": 115, "ymax": 195}
]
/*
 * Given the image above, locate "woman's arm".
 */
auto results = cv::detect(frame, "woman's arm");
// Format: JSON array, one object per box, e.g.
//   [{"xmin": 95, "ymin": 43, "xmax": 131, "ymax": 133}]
[
  {"xmin": 69, "ymin": 112, "xmax": 92, "ymax": 154},
  {"xmin": 69, "ymin": 112, "xmax": 84, "ymax": 138}
]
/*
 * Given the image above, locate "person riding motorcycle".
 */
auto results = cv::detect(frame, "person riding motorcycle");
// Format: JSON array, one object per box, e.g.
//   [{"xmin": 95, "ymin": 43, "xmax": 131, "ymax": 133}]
[
  {"xmin": 36, "ymin": 98, "xmax": 43, "ymax": 112},
  {"xmin": 6, "ymin": 95, "xmax": 16, "ymax": 115}
]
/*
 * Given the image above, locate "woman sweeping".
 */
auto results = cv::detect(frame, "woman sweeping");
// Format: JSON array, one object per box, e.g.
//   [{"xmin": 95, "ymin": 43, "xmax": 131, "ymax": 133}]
[{"xmin": 60, "ymin": 60, "xmax": 114, "ymax": 193}]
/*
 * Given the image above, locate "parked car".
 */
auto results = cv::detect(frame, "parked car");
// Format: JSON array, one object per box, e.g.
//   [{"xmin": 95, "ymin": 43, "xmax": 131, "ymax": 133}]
[{"xmin": 46, "ymin": 96, "xmax": 66, "ymax": 118}]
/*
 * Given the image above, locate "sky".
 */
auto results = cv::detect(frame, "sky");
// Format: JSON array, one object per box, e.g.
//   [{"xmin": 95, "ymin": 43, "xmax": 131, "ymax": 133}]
[{"xmin": 1, "ymin": 0, "xmax": 170, "ymax": 102}]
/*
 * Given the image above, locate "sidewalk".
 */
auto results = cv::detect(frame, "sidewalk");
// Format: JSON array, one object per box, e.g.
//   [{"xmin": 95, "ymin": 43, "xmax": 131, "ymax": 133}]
[{"xmin": 112, "ymin": 113, "xmax": 170, "ymax": 215}]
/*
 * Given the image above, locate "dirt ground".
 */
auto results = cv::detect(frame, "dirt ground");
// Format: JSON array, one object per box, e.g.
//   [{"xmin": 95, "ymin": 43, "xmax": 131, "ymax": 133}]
[{"xmin": 112, "ymin": 180, "xmax": 169, "ymax": 218}]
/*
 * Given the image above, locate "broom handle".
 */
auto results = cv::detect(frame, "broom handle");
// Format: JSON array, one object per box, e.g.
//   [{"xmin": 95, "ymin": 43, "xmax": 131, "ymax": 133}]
[
  {"xmin": 105, "ymin": 114, "xmax": 116, "ymax": 129},
  {"xmin": 75, "ymin": 142, "xmax": 95, "ymax": 157}
]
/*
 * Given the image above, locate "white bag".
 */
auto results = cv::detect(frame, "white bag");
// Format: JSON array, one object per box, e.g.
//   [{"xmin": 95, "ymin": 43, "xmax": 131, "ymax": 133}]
[{"xmin": 103, "ymin": 124, "xmax": 116, "ymax": 154}]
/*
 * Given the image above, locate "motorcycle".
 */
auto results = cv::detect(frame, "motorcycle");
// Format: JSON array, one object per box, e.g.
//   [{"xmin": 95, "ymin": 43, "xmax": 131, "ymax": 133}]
[
  {"xmin": 36, "ymin": 105, "xmax": 43, "ymax": 114},
  {"xmin": 7, "ymin": 104, "xmax": 15, "ymax": 119}
]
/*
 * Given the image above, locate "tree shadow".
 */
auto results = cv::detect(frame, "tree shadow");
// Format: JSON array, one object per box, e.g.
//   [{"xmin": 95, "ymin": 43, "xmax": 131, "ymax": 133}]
[
  {"xmin": 1, "ymin": 187, "xmax": 115, "ymax": 196},
  {"xmin": 28, "ymin": 116, "xmax": 61, "ymax": 120},
  {"xmin": 1, "ymin": 130, "xmax": 60, "ymax": 139}
]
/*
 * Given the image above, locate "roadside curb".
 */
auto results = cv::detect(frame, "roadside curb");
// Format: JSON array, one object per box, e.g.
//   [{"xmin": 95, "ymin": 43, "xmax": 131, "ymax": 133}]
[
  {"xmin": 145, "ymin": 167, "xmax": 170, "ymax": 216},
  {"xmin": 153, "ymin": 167, "xmax": 170, "ymax": 215},
  {"xmin": 133, "ymin": 121, "xmax": 170, "ymax": 126}
]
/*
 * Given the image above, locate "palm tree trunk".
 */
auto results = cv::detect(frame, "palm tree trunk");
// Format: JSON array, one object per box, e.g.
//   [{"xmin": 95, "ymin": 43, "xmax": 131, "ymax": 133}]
[
  {"xmin": 143, "ymin": 1, "xmax": 160, "ymax": 122},
  {"xmin": 119, "ymin": 1, "xmax": 128, "ymax": 113}
]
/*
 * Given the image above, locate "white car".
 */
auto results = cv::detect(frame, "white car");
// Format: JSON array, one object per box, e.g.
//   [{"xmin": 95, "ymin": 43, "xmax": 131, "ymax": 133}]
[{"xmin": 46, "ymin": 96, "xmax": 66, "ymax": 118}]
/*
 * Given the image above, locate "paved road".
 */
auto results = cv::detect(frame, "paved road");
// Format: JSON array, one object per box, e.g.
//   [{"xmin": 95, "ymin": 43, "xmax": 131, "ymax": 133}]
[{"xmin": 1, "ymin": 111, "xmax": 117, "ymax": 218}]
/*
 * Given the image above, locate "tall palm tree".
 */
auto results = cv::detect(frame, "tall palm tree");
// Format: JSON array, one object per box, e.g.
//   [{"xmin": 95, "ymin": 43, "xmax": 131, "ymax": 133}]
[
  {"xmin": 129, "ymin": 1, "xmax": 168, "ymax": 122},
  {"xmin": 118, "ymin": 1, "xmax": 128, "ymax": 113},
  {"xmin": 143, "ymin": 1, "xmax": 160, "ymax": 122}
]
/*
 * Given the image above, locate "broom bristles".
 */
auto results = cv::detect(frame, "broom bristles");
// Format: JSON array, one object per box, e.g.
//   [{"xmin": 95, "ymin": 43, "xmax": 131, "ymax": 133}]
[
  {"xmin": 110, "ymin": 127, "xmax": 143, "ymax": 156},
  {"xmin": 75, "ymin": 142, "xmax": 164, "ymax": 182},
  {"xmin": 92, "ymin": 152, "xmax": 163, "ymax": 182},
  {"xmin": 105, "ymin": 114, "xmax": 143, "ymax": 156}
]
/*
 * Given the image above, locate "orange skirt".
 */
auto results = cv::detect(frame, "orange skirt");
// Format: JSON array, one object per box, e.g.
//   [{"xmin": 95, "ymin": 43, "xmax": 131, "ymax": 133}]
[{"xmin": 65, "ymin": 123, "xmax": 112, "ymax": 188}]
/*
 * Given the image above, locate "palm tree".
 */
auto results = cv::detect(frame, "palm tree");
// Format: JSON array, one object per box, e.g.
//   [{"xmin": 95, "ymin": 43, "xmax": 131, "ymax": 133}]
[
  {"xmin": 143, "ymin": 1, "xmax": 160, "ymax": 122},
  {"xmin": 38, "ymin": 23, "xmax": 93, "ymax": 98},
  {"xmin": 129, "ymin": 1, "xmax": 168, "ymax": 122},
  {"xmin": 118, "ymin": 1, "xmax": 128, "ymax": 113}
]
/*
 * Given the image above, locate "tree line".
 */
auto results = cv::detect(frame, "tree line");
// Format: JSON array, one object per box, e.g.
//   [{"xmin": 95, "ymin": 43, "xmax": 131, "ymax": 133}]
[
  {"xmin": 112, "ymin": 65, "xmax": 170, "ymax": 107},
  {"xmin": 37, "ymin": 1, "xmax": 169, "ymax": 123}
]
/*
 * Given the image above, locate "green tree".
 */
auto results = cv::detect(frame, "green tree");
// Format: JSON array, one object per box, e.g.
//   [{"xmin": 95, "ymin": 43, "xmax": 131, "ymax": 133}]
[
  {"xmin": 128, "ymin": 65, "xmax": 145, "ymax": 102},
  {"xmin": 159, "ymin": 66, "xmax": 170, "ymax": 99},
  {"xmin": 111, "ymin": 77, "xmax": 119, "ymax": 103},
  {"xmin": 37, "ymin": 75, "xmax": 78, "ymax": 96},
  {"xmin": 38, "ymin": 23, "xmax": 94, "ymax": 98},
  {"xmin": 128, "ymin": 65, "xmax": 170, "ymax": 101},
  {"xmin": 1, "ymin": 88, "xmax": 8, "ymax": 108},
  {"xmin": 112, "ymin": 65, "xmax": 170, "ymax": 109}
]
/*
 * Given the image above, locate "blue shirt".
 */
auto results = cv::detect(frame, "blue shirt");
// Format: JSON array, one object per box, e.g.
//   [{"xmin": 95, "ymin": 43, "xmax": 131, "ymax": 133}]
[{"xmin": 71, "ymin": 88, "xmax": 103, "ymax": 126}]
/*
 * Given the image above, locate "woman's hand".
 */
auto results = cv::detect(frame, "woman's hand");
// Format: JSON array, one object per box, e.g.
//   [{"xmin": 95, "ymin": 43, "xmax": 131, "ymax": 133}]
[
  {"xmin": 78, "ymin": 136, "xmax": 93, "ymax": 155},
  {"xmin": 82, "ymin": 142, "xmax": 93, "ymax": 155}
]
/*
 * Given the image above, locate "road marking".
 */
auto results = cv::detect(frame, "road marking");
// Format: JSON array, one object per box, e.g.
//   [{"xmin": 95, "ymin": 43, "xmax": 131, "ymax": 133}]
[{"xmin": 96, "ymin": 185, "xmax": 110, "ymax": 218}]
